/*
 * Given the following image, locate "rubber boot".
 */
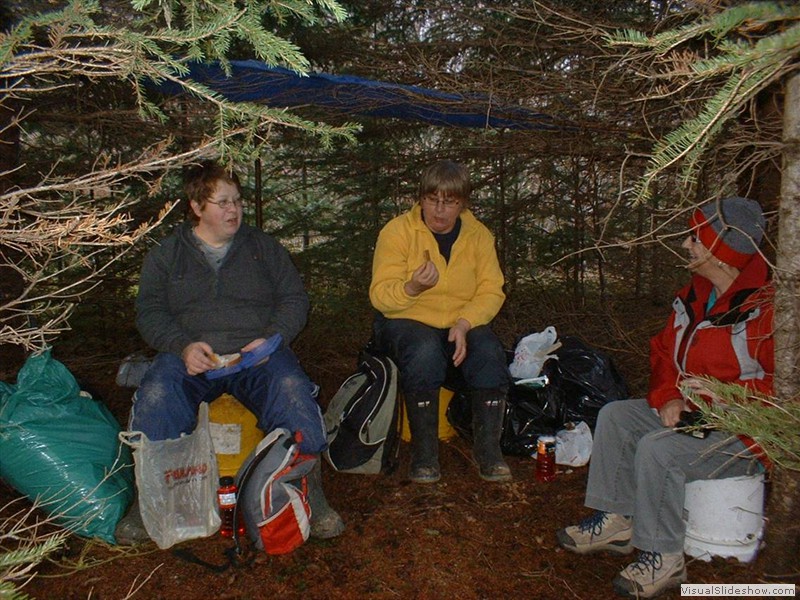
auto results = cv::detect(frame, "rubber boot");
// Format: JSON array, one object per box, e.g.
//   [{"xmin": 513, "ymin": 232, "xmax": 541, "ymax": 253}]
[
  {"xmin": 471, "ymin": 389, "xmax": 512, "ymax": 482},
  {"xmin": 307, "ymin": 458, "xmax": 345, "ymax": 539},
  {"xmin": 405, "ymin": 390, "xmax": 441, "ymax": 483}
]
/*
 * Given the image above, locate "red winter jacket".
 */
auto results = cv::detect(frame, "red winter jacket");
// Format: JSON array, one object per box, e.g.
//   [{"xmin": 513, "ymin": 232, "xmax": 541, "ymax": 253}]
[{"xmin": 647, "ymin": 254, "xmax": 774, "ymax": 430}]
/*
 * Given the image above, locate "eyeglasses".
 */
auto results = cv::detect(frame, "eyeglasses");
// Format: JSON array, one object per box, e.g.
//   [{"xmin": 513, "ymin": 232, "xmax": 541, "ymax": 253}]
[
  {"xmin": 422, "ymin": 194, "xmax": 461, "ymax": 209},
  {"xmin": 206, "ymin": 198, "xmax": 243, "ymax": 210}
]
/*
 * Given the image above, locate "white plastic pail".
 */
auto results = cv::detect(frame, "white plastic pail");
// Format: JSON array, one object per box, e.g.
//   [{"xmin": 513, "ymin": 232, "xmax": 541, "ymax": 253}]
[{"xmin": 683, "ymin": 473, "xmax": 765, "ymax": 563}]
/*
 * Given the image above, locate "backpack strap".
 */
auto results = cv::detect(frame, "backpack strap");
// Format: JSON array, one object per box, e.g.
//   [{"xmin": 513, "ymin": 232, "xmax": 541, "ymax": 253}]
[
  {"xmin": 366, "ymin": 349, "xmax": 402, "ymax": 475},
  {"xmin": 384, "ymin": 389, "xmax": 403, "ymax": 475},
  {"xmin": 172, "ymin": 547, "xmax": 232, "ymax": 573}
]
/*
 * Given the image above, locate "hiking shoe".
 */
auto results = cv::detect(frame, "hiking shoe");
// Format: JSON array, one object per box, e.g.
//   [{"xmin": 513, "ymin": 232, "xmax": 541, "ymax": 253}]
[
  {"xmin": 556, "ymin": 511, "xmax": 633, "ymax": 555},
  {"xmin": 613, "ymin": 551, "xmax": 687, "ymax": 598}
]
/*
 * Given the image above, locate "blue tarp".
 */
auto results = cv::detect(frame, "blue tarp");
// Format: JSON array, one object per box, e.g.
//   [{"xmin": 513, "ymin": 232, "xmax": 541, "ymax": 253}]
[{"xmin": 163, "ymin": 60, "xmax": 561, "ymax": 131}]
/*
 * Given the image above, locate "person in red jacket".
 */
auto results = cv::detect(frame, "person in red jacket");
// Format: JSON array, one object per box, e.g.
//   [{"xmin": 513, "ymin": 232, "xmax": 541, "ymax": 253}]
[{"xmin": 556, "ymin": 196, "xmax": 773, "ymax": 599}]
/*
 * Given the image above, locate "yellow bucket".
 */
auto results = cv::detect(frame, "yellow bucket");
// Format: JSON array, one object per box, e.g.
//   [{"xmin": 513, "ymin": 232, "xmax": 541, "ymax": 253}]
[
  {"xmin": 400, "ymin": 387, "xmax": 457, "ymax": 442},
  {"xmin": 208, "ymin": 394, "xmax": 264, "ymax": 477}
]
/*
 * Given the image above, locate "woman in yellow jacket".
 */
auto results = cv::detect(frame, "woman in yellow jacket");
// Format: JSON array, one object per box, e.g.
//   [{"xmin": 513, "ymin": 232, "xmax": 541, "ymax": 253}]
[{"xmin": 370, "ymin": 160, "xmax": 511, "ymax": 484}]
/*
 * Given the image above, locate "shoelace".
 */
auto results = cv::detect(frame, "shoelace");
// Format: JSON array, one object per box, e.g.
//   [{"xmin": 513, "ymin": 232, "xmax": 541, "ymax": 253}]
[
  {"xmin": 577, "ymin": 511, "xmax": 609, "ymax": 536},
  {"xmin": 629, "ymin": 551, "xmax": 663, "ymax": 577}
]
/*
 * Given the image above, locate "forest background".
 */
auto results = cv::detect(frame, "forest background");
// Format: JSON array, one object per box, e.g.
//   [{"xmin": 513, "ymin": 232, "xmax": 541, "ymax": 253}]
[{"xmin": 1, "ymin": 0, "xmax": 799, "ymax": 598}]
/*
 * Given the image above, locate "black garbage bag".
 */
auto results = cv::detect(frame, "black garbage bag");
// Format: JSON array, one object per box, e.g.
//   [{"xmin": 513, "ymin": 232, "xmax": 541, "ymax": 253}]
[
  {"xmin": 446, "ymin": 335, "xmax": 629, "ymax": 457},
  {"xmin": 499, "ymin": 359, "xmax": 563, "ymax": 455},
  {"xmin": 548, "ymin": 336, "xmax": 629, "ymax": 426}
]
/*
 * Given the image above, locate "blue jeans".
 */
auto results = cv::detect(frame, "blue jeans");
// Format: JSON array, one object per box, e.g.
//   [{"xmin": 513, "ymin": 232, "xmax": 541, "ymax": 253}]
[
  {"xmin": 373, "ymin": 316, "xmax": 510, "ymax": 393},
  {"xmin": 585, "ymin": 398, "xmax": 760, "ymax": 554},
  {"xmin": 130, "ymin": 349, "xmax": 326, "ymax": 454}
]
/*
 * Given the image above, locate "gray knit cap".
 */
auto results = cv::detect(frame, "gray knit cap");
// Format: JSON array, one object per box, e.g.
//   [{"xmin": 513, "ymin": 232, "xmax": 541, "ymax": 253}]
[{"xmin": 690, "ymin": 196, "xmax": 765, "ymax": 269}]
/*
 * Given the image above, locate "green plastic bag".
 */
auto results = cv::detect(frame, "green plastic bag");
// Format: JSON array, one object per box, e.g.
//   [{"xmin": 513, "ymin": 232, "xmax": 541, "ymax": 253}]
[{"xmin": 0, "ymin": 350, "xmax": 134, "ymax": 543}]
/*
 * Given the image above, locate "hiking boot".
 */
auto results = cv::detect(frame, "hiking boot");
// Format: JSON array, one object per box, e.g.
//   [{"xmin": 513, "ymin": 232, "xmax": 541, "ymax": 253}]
[
  {"xmin": 405, "ymin": 390, "xmax": 441, "ymax": 483},
  {"xmin": 307, "ymin": 459, "xmax": 345, "ymax": 539},
  {"xmin": 471, "ymin": 389, "xmax": 512, "ymax": 482},
  {"xmin": 613, "ymin": 551, "xmax": 687, "ymax": 598},
  {"xmin": 556, "ymin": 511, "xmax": 633, "ymax": 555},
  {"xmin": 114, "ymin": 499, "xmax": 150, "ymax": 546}
]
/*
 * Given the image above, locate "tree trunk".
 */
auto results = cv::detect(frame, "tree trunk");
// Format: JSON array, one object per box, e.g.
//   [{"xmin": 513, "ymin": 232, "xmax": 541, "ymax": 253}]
[
  {"xmin": 0, "ymin": 96, "xmax": 26, "ymax": 377},
  {"xmin": 763, "ymin": 71, "xmax": 800, "ymax": 579}
]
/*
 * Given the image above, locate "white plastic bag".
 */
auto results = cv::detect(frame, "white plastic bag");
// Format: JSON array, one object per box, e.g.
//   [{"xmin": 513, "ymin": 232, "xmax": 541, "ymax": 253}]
[
  {"xmin": 555, "ymin": 421, "xmax": 593, "ymax": 467},
  {"xmin": 509, "ymin": 326, "xmax": 561, "ymax": 379},
  {"xmin": 119, "ymin": 402, "xmax": 221, "ymax": 549}
]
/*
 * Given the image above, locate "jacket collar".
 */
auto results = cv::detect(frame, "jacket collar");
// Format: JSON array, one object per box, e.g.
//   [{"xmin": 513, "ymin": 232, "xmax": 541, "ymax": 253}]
[
  {"xmin": 409, "ymin": 202, "xmax": 478, "ymax": 232},
  {"xmin": 179, "ymin": 220, "xmax": 251, "ymax": 246},
  {"xmin": 684, "ymin": 253, "xmax": 770, "ymax": 321}
]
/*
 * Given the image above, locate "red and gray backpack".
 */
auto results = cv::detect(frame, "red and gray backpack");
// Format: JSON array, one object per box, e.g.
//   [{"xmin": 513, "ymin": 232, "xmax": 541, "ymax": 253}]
[{"xmin": 233, "ymin": 428, "xmax": 316, "ymax": 555}]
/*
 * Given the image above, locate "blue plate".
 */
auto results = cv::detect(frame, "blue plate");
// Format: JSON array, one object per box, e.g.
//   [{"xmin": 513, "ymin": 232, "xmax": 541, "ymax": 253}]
[{"xmin": 205, "ymin": 333, "xmax": 283, "ymax": 380}]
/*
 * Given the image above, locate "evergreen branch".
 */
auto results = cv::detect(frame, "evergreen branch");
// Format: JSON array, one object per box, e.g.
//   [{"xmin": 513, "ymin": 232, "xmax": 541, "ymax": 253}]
[
  {"xmin": 692, "ymin": 22, "xmax": 800, "ymax": 77},
  {"xmin": 687, "ymin": 379, "xmax": 800, "ymax": 472},
  {"xmin": 260, "ymin": 0, "xmax": 347, "ymax": 26},
  {"xmin": 0, "ymin": 0, "xmax": 102, "ymax": 66},
  {"xmin": 611, "ymin": 3, "xmax": 800, "ymax": 203},
  {"xmin": 607, "ymin": 3, "xmax": 800, "ymax": 54},
  {"xmin": 2, "ymin": 0, "xmax": 345, "ymax": 74},
  {"xmin": 0, "ymin": 580, "xmax": 31, "ymax": 600},
  {"xmin": 314, "ymin": 0, "xmax": 349, "ymax": 23},
  {"xmin": 235, "ymin": 12, "xmax": 310, "ymax": 70},
  {"xmin": 634, "ymin": 54, "xmax": 791, "ymax": 201},
  {"xmin": 129, "ymin": 9, "xmax": 244, "ymax": 47},
  {"xmin": 0, "ymin": 536, "xmax": 67, "ymax": 571}
]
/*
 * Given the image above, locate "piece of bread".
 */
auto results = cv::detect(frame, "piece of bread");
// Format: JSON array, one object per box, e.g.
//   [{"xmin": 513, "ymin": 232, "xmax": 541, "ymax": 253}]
[{"xmin": 211, "ymin": 352, "xmax": 242, "ymax": 369}]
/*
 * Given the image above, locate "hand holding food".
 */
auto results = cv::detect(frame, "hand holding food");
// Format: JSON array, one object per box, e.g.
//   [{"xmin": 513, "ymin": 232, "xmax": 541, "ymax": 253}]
[
  {"xmin": 205, "ymin": 334, "xmax": 283, "ymax": 380},
  {"xmin": 405, "ymin": 250, "xmax": 439, "ymax": 296},
  {"xmin": 181, "ymin": 341, "xmax": 217, "ymax": 375}
]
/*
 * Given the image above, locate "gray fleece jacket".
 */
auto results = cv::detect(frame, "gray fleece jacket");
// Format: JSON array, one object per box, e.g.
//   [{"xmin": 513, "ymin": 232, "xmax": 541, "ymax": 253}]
[{"xmin": 135, "ymin": 222, "xmax": 309, "ymax": 356}]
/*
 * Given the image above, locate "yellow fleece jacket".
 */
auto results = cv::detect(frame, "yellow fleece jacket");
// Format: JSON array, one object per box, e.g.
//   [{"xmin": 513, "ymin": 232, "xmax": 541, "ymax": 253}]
[{"xmin": 370, "ymin": 203, "xmax": 505, "ymax": 329}]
